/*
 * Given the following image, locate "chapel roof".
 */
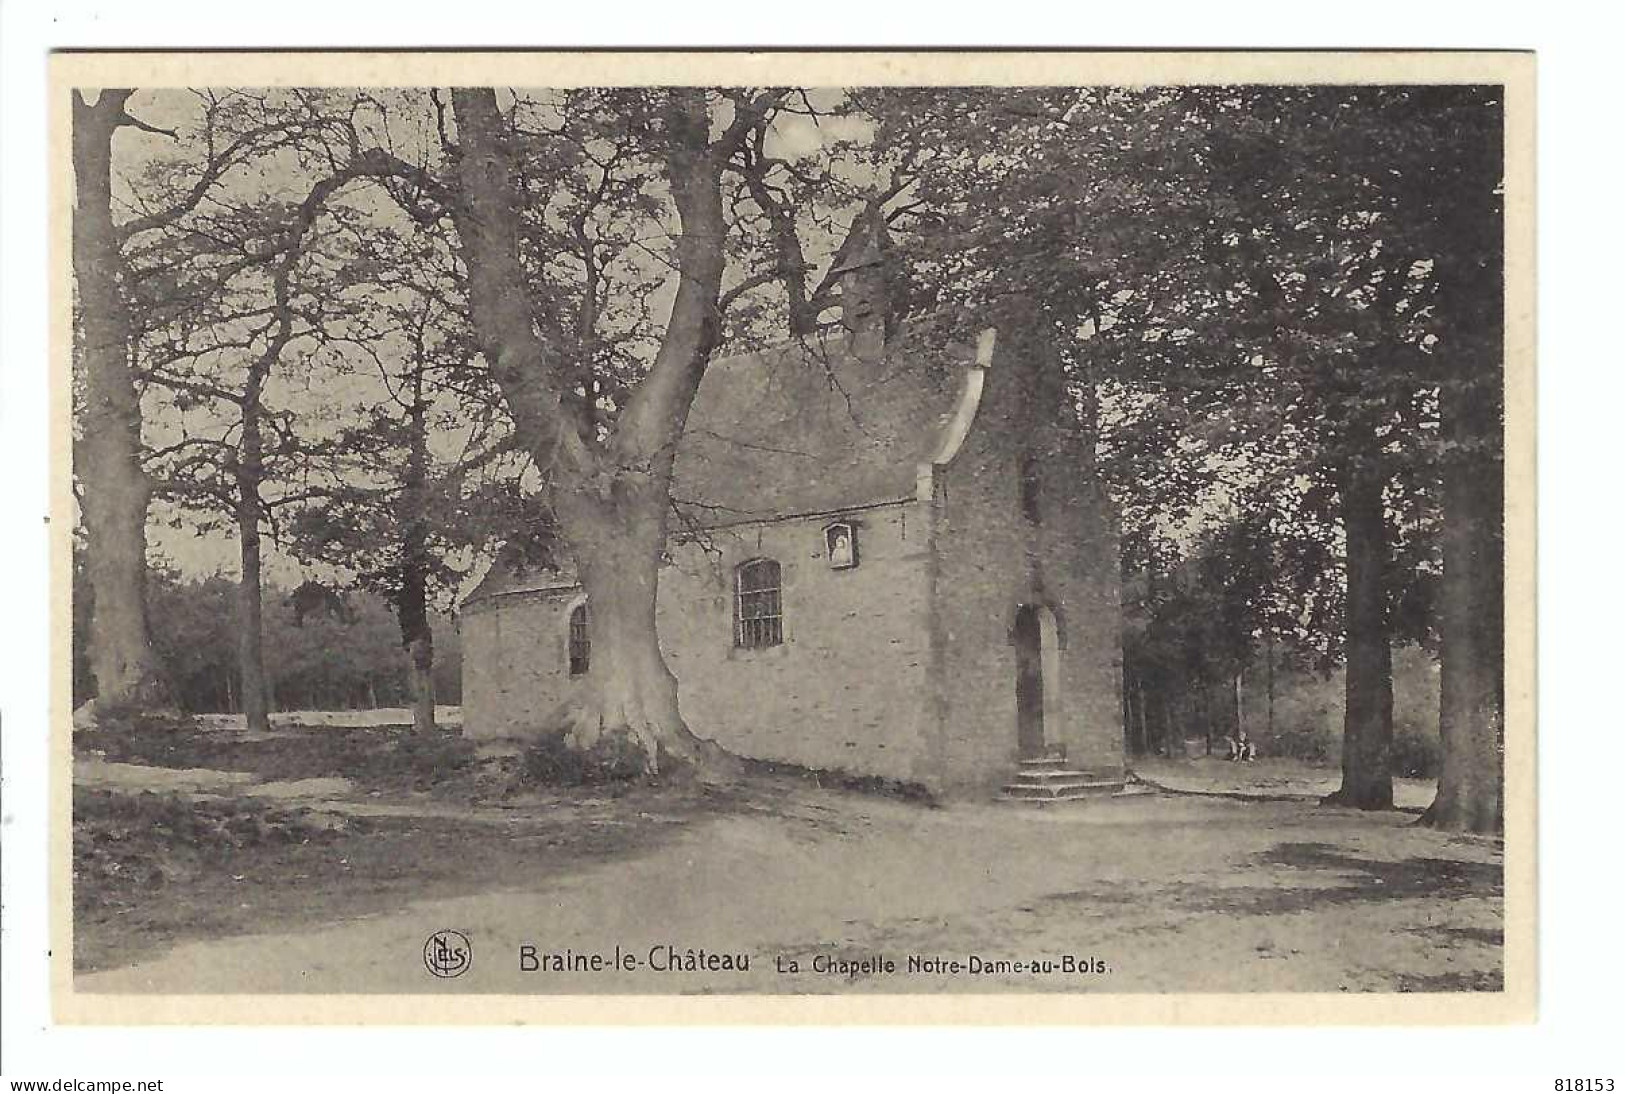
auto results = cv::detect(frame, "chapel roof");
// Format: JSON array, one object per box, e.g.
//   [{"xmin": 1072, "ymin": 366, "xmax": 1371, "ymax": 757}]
[
  {"xmin": 464, "ymin": 326, "xmax": 976, "ymax": 604},
  {"xmin": 672, "ymin": 329, "xmax": 971, "ymax": 525}
]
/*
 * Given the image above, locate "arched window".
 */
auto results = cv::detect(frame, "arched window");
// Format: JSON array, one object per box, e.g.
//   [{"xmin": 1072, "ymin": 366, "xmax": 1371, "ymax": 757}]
[
  {"xmin": 735, "ymin": 559, "xmax": 783, "ymax": 649},
  {"xmin": 568, "ymin": 602, "xmax": 590, "ymax": 676}
]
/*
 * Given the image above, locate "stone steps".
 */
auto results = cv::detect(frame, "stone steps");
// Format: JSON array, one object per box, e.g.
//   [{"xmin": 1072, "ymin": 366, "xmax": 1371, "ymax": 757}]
[
  {"xmin": 1017, "ymin": 757, "xmax": 1071, "ymax": 774},
  {"xmin": 998, "ymin": 756, "xmax": 1126, "ymax": 804},
  {"xmin": 999, "ymin": 779, "xmax": 1125, "ymax": 802},
  {"xmin": 994, "ymin": 751, "xmax": 1124, "ymax": 803},
  {"xmin": 1015, "ymin": 767, "xmax": 1102, "ymax": 784}
]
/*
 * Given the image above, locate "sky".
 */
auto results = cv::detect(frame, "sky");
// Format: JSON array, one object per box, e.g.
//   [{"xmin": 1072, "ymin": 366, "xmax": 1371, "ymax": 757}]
[{"xmin": 99, "ymin": 87, "xmax": 881, "ymax": 593}]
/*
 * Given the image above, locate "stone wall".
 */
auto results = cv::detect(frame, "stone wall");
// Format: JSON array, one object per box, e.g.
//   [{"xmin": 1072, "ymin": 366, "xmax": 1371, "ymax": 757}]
[
  {"xmin": 463, "ymin": 504, "xmax": 938, "ymax": 785},
  {"xmin": 925, "ymin": 314, "xmax": 1125, "ymax": 792},
  {"xmin": 462, "ymin": 586, "xmax": 589, "ymax": 740},
  {"xmin": 656, "ymin": 503, "xmax": 934, "ymax": 781}
]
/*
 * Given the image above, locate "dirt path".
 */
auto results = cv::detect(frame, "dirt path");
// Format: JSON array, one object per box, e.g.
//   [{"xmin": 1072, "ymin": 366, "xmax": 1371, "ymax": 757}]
[{"xmin": 75, "ymin": 789, "xmax": 1502, "ymax": 995}]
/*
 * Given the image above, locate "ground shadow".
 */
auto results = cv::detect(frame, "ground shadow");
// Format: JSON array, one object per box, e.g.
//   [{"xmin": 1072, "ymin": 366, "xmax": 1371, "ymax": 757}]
[
  {"xmin": 1260, "ymin": 841, "xmax": 1502, "ymax": 898},
  {"xmin": 1391, "ymin": 969, "xmax": 1505, "ymax": 992},
  {"xmin": 1042, "ymin": 840, "xmax": 1502, "ymax": 920}
]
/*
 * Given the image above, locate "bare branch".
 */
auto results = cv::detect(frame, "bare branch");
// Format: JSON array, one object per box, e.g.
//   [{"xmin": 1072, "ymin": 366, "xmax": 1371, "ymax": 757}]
[
  {"xmin": 712, "ymin": 89, "xmax": 789, "ymax": 161},
  {"xmin": 116, "ymin": 118, "xmax": 299, "ymax": 242}
]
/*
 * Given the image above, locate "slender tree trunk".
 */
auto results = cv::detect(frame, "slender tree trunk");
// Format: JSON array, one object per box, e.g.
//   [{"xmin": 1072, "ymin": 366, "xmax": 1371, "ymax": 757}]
[
  {"xmin": 235, "ymin": 404, "xmax": 271, "ymax": 733},
  {"xmin": 1165, "ymin": 675, "xmax": 1187, "ymax": 759},
  {"xmin": 213, "ymin": 159, "xmax": 339, "ymax": 734},
  {"xmin": 1146, "ymin": 683, "xmax": 1163, "ymax": 757},
  {"xmin": 71, "ymin": 91, "xmax": 169, "ymax": 714},
  {"xmin": 218, "ymin": 164, "xmax": 352, "ymax": 728},
  {"xmin": 1135, "ymin": 681, "xmax": 1148, "ymax": 756},
  {"xmin": 407, "ymin": 630, "xmax": 435, "ymax": 730},
  {"xmin": 399, "ymin": 369, "xmax": 437, "ymax": 734},
  {"xmin": 1325, "ymin": 456, "xmax": 1395, "ymax": 810},
  {"xmin": 401, "ymin": 558, "xmax": 437, "ymax": 732},
  {"xmin": 1120, "ymin": 660, "xmax": 1134, "ymax": 753},
  {"xmin": 1266, "ymin": 638, "xmax": 1276, "ymax": 739},
  {"xmin": 1123, "ymin": 656, "xmax": 1143, "ymax": 756}
]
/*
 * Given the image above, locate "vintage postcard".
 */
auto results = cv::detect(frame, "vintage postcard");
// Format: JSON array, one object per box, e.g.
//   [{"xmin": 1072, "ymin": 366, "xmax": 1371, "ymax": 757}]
[{"xmin": 51, "ymin": 49, "xmax": 1535, "ymax": 1024}]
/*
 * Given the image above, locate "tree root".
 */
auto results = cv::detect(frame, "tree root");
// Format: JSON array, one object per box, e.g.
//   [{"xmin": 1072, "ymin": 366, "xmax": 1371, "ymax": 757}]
[
  {"xmin": 1414, "ymin": 799, "xmax": 1503, "ymax": 835},
  {"xmin": 550, "ymin": 698, "xmax": 742, "ymax": 783}
]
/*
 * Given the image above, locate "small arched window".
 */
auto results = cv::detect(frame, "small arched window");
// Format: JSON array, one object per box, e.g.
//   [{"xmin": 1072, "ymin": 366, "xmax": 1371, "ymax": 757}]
[
  {"xmin": 568, "ymin": 602, "xmax": 590, "ymax": 676},
  {"xmin": 735, "ymin": 559, "xmax": 783, "ymax": 649}
]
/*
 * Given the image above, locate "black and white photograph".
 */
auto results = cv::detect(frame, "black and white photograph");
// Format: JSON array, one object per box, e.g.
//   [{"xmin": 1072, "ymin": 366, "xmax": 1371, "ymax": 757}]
[{"xmin": 49, "ymin": 51, "xmax": 1532, "ymax": 1020}]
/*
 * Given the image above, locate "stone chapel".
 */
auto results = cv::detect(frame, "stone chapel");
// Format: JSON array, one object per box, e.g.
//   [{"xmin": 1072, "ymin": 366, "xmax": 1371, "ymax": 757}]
[{"xmin": 460, "ymin": 223, "xmax": 1125, "ymax": 799}]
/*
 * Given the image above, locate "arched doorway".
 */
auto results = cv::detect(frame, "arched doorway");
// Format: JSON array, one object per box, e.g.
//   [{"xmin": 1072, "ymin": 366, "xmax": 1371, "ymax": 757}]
[{"xmin": 1013, "ymin": 604, "xmax": 1063, "ymax": 759}]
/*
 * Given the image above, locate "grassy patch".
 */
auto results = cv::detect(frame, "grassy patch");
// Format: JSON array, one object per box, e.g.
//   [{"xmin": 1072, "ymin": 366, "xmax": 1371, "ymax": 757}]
[
  {"xmin": 72, "ymin": 714, "xmax": 769, "ymax": 972},
  {"xmin": 74, "ymin": 788, "xmax": 353, "ymax": 906},
  {"xmin": 517, "ymin": 731, "xmax": 653, "ymax": 787},
  {"xmin": 77, "ymin": 716, "xmax": 477, "ymax": 794},
  {"xmin": 736, "ymin": 756, "xmax": 936, "ymax": 806},
  {"xmin": 71, "ymin": 782, "xmax": 731, "ymax": 974}
]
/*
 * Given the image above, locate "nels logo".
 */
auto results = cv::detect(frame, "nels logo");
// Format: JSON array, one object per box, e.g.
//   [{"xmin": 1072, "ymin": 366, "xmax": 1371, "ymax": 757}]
[{"xmin": 423, "ymin": 930, "xmax": 472, "ymax": 979}]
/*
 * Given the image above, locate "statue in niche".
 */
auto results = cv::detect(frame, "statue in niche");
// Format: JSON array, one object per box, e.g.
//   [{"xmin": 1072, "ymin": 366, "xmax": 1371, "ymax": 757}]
[{"xmin": 826, "ymin": 522, "xmax": 857, "ymax": 569}]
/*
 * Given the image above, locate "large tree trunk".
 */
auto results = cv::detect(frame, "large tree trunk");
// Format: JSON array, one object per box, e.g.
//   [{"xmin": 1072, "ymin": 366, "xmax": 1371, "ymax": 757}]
[
  {"xmin": 448, "ymin": 87, "xmax": 747, "ymax": 776},
  {"xmin": 71, "ymin": 90, "xmax": 169, "ymax": 713},
  {"xmin": 553, "ymin": 484, "xmax": 732, "ymax": 775},
  {"xmin": 1421, "ymin": 100, "xmax": 1506, "ymax": 836},
  {"xmin": 1424, "ymin": 267, "xmax": 1505, "ymax": 830},
  {"xmin": 1324, "ymin": 456, "xmax": 1395, "ymax": 810},
  {"xmin": 1424, "ymin": 420, "xmax": 1503, "ymax": 832},
  {"xmin": 234, "ymin": 405, "xmax": 271, "ymax": 733}
]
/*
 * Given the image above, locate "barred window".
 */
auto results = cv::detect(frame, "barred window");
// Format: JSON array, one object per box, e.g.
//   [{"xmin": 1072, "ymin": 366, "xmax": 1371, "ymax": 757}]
[
  {"xmin": 568, "ymin": 602, "xmax": 590, "ymax": 676},
  {"xmin": 735, "ymin": 559, "xmax": 783, "ymax": 649}
]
